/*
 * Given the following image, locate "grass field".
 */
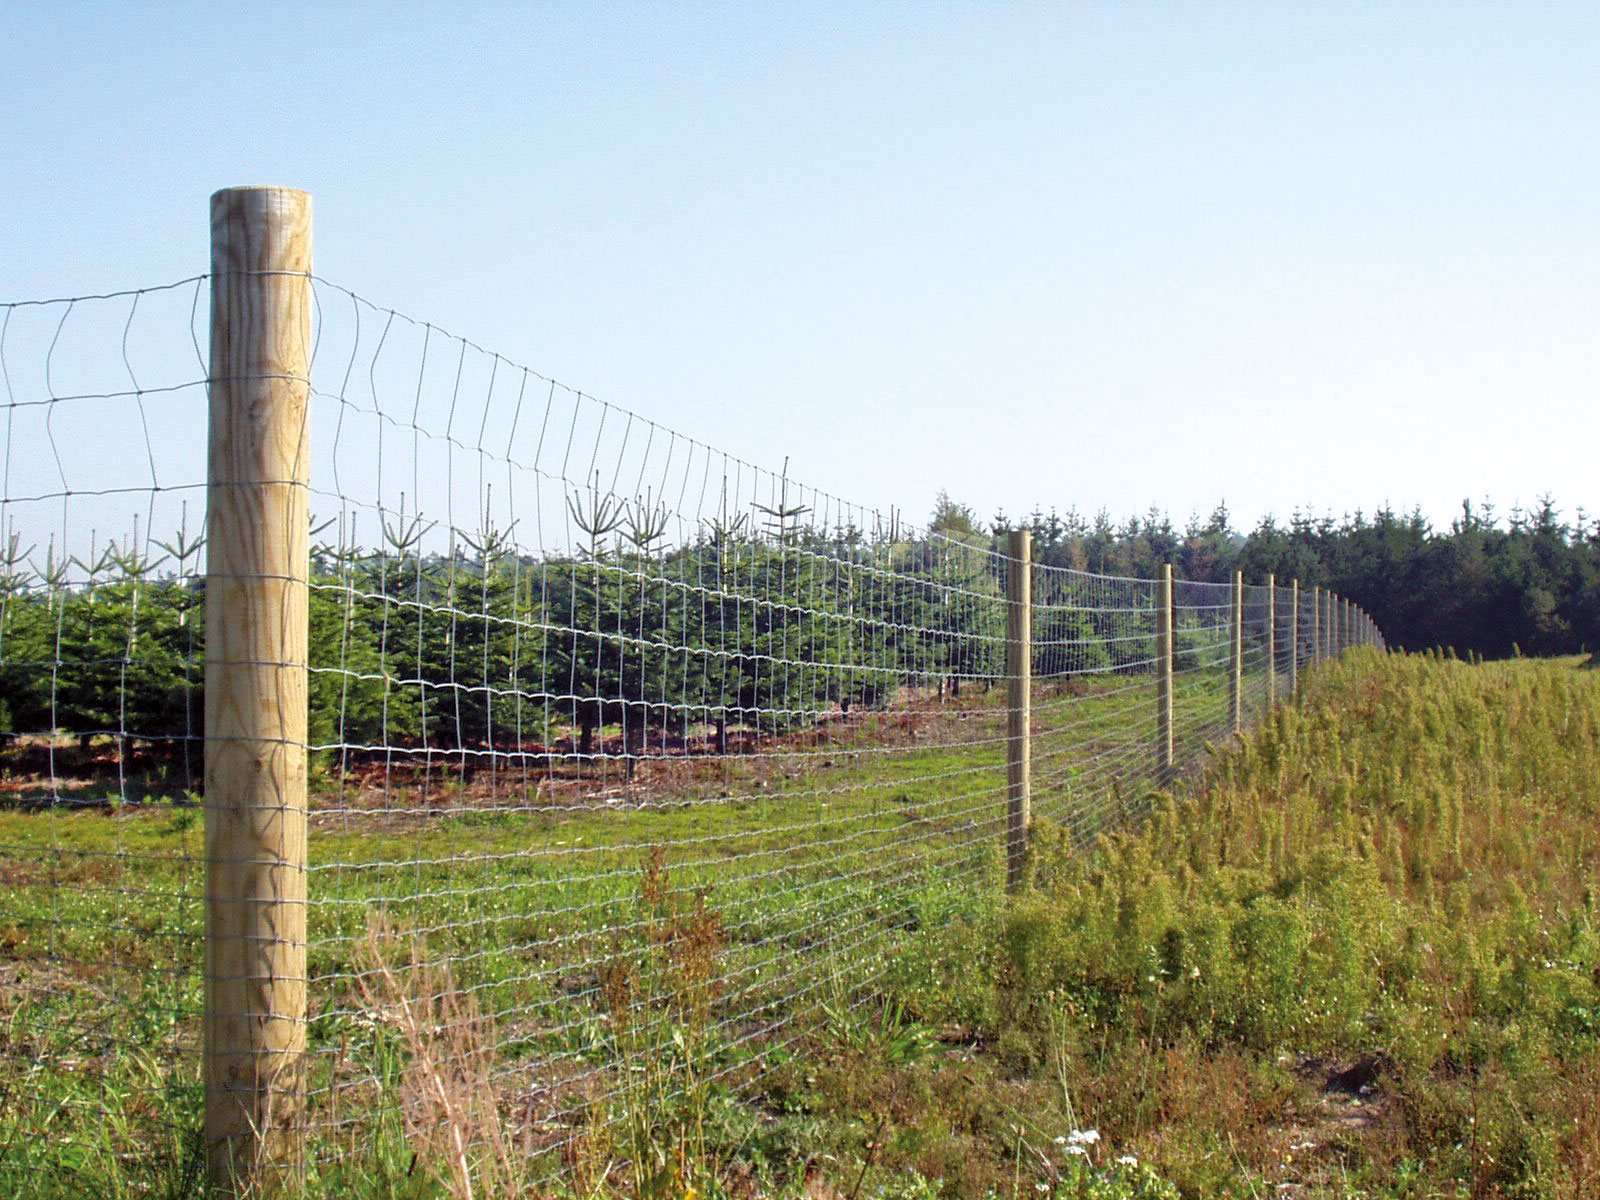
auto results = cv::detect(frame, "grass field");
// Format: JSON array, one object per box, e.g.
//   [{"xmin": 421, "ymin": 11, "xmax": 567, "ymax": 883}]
[
  {"xmin": 867, "ymin": 651, "xmax": 1600, "ymax": 1198},
  {"xmin": 9, "ymin": 650, "xmax": 1592, "ymax": 1198},
  {"xmin": 0, "ymin": 666, "xmax": 1235, "ymax": 1197}
]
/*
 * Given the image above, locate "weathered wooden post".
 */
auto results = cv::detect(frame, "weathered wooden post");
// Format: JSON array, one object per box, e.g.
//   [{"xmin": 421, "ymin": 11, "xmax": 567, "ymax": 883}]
[
  {"xmin": 1288, "ymin": 579, "xmax": 1300, "ymax": 695},
  {"xmin": 1265, "ymin": 574, "xmax": 1276, "ymax": 710},
  {"xmin": 1158, "ymin": 564, "xmax": 1174, "ymax": 786},
  {"xmin": 1005, "ymin": 529, "xmax": 1032, "ymax": 892},
  {"xmin": 206, "ymin": 186, "xmax": 312, "ymax": 1194},
  {"xmin": 1311, "ymin": 586, "xmax": 1322, "ymax": 665},
  {"xmin": 1229, "ymin": 570, "xmax": 1243, "ymax": 734}
]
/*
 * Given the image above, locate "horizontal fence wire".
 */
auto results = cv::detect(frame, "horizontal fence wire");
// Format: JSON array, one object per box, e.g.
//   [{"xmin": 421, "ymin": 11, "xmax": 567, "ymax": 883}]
[
  {"xmin": 0, "ymin": 273, "xmax": 1385, "ymax": 1186},
  {"xmin": 0, "ymin": 280, "xmax": 210, "ymax": 1174}
]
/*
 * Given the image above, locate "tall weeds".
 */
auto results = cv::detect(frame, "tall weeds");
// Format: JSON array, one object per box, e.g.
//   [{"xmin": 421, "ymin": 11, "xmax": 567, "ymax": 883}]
[
  {"xmin": 351, "ymin": 917, "xmax": 531, "ymax": 1200},
  {"xmin": 888, "ymin": 650, "xmax": 1600, "ymax": 1196}
]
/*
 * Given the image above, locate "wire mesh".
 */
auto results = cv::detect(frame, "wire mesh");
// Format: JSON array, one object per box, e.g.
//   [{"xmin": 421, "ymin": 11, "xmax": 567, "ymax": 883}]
[
  {"xmin": 0, "ymin": 273, "xmax": 1385, "ymax": 1186},
  {"xmin": 0, "ymin": 280, "xmax": 210, "ymax": 1171}
]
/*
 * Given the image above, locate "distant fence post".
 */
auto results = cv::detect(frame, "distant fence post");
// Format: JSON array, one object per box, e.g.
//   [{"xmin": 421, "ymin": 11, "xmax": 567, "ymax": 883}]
[
  {"xmin": 1229, "ymin": 570, "xmax": 1243, "ymax": 734},
  {"xmin": 1311, "ymin": 586, "xmax": 1322, "ymax": 666},
  {"xmin": 206, "ymin": 186, "xmax": 312, "ymax": 1194},
  {"xmin": 1157, "ymin": 563, "xmax": 1174, "ymax": 786},
  {"xmin": 1005, "ymin": 529, "xmax": 1032, "ymax": 892},
  {"xmin": 1265, "ymin": 574, "xmax": 1276, "ymax": 710},
  {"xmin": 1288, "ymin": 579, "xmax": 1299, "ymax": 695}
]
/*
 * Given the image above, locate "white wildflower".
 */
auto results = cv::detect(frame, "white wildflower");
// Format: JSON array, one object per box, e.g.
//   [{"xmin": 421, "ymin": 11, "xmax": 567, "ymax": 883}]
[
  {"xmin": 1068, "ymin": 1129, "xmax": 1100, "ymax": 1145},
  {"xmin": 1117, "ymin": 1155, "xmax": 1138, "ymax": 1166}
]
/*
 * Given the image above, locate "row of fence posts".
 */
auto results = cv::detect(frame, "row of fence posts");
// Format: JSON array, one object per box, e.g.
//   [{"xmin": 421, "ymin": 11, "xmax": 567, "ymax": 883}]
[
  {"xmin": 200, "ymin": 188, "xmax": 1382, "ymax": 1193},
  {"xmin": 1001, "ymin": 529, "xmax": 1382, "ymax": 892}
]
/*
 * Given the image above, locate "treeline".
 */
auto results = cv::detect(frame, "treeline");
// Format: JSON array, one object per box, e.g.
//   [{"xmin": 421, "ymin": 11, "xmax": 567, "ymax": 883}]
[
  {"xmin": 993, "ymin": 494, "xmax": 1600, "ymax": 658},
  {"xmin": 0, "ymin": 516, "xmax": 1055, "ymax": 757},
  {"xmin": 6, "ymin": 490, "xmax": 1575, "ymax": 759}
]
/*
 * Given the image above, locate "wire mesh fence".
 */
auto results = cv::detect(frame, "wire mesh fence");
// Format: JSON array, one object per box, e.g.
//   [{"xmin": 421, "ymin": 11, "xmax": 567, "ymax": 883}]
[{"xmin": 0, "ymin": 194, "xmax": 1385, "ymax": 1193}]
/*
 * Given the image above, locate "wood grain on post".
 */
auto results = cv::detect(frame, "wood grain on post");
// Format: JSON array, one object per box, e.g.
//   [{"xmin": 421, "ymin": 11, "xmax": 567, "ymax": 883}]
[
  {"xmin": 1005, "ymin": 530, "xmax": 1032, "ymax": 892},
  {"xmin": 1265, "ymin": 574, "xmax": 1276, "ymax": 710},
  {"xmin": 205, "ymin": 186, "xmax": 312, "ymax": 1194},
  {"xmin": 1229, "ymin": 571, "xmax": 1244, "ymax": 734},
  {"xmin": 1157, "ymin": 563, "xmax": 1174, "ymax": 787}
]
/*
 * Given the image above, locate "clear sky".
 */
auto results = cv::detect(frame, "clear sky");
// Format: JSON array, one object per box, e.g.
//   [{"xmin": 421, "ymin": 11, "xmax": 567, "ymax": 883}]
[{"xmin": 5, "ymin": 2, "xmax": 1598, "ymax": 539}]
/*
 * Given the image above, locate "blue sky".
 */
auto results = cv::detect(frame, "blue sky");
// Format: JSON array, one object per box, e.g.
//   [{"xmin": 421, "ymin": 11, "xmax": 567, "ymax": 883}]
[{"xmin": 5, "ymin": 2, "xmax": 1598, "ymax": 540}]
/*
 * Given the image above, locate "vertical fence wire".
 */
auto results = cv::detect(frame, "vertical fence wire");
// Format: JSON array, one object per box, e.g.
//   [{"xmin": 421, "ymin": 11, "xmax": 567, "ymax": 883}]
[
  {"xmin": 0, "ymin": 272, "xmax": 1384, "ymax": 1187},
  {"xmin": 0, "ymin": 280, "xmax": 211, "ymax": 1171}
]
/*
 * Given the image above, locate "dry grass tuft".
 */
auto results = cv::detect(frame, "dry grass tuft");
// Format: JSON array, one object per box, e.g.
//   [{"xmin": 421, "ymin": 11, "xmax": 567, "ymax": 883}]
[{"xmin": 354, "ymin": 916, "xmax": 531, "ymax": 1200}]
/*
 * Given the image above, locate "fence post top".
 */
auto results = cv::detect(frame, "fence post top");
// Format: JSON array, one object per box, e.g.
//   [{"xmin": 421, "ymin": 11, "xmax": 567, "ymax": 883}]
[{"xmin": 211, "ymin": 185, "xmax": 311, "ymax": 203}]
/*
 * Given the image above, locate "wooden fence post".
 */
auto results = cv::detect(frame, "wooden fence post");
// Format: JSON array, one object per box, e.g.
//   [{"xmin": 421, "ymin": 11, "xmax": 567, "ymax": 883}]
[
  {"xmin": 1311, "ymin": 586, "xmax": 1322, "ymax": 665},
  {"xmin": 206, "ymin": 186, "xmax": 312, "ymax": 1194},
  {"xmin": 1158, "ymin": 563, "xmax": 1174, "ymax": 786},
  {"xmin": 1006, "ymin": 529, "xmax": 1032, "ymax": 892},
  {"xmin": 1229, "ymin": 570, "xmax": 1243, "ymax": 734},
  {"xmin": 1265, "ymin": 574, "xmax": 1276, "ymax": 710},
  {"xmin": 1288, "ymin": 579, "xmax": 1299, "ymax": 695}
]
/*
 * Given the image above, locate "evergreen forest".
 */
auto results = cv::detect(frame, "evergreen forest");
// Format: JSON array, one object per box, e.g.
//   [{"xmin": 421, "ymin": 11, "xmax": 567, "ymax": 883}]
[{"xmin": 2, "ymin": 491, "xmax": 1593, "ymax": 759}]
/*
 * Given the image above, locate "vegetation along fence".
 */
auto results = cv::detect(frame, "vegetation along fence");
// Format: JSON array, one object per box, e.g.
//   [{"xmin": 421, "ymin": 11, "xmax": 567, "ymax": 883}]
[{"xmin": 0, "ymin": 188, "xmax": 1382, "ymax": 1194}]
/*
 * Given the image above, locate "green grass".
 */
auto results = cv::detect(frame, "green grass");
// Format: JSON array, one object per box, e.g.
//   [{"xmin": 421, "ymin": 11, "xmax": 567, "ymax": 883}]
[
  {"xmin": 872, "ymin": 650, "xmax": 1600, "ymax": 1197},
  {"xmin": 18, "ymin": 653, "xmax": 1568, "ymax": 1198}
]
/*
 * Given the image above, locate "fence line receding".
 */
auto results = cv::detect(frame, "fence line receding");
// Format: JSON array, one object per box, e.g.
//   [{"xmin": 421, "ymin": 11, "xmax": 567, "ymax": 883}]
[{"xmin": 0, "ymin": 187, "xmax": 1385, "ymax": 1194}]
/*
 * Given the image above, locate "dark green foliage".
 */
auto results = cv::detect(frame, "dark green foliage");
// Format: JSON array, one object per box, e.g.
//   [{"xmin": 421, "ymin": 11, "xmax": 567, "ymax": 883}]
[
  {"xmin": 0, "ymin": 496, "xmax": 1020, "ymax": 765},
  {"xmin": 0, "ymin": 560, "xmax": 200, "ymax": 753},
  {"xmin": 1010, "ymin": 494, "xmax": 1600, "ymax": 660}
]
